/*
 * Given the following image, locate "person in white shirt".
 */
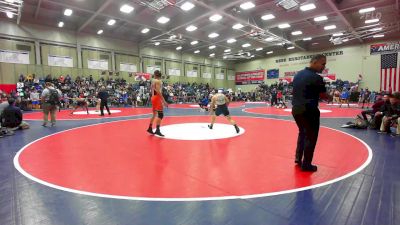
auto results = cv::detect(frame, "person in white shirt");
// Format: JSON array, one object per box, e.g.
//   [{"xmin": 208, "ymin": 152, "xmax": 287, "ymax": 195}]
[{"xmin": 208, "ymin": 89, "xmax": 240, "ymax": 133}]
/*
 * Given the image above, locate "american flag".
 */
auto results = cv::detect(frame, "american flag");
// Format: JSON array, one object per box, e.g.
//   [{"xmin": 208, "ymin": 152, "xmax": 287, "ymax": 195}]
[{"xmin": 381, "ymin": 53, "xmax": 400, "ymax": 92}]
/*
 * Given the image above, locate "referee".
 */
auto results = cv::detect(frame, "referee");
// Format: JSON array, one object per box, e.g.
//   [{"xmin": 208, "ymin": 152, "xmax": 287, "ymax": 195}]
[
  {"xmin": 292, "ymin": 54, "xmax": 329, "ymax": 172},
  {"xmin": 97, "ymin": 87, "xmax": 111, "ymax": 116}
]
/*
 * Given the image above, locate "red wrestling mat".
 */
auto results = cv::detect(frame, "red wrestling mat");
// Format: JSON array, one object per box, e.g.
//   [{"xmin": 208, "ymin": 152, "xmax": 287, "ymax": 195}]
[
  {"xmin": 23, "ymin": 108, "xmax": 153, "ymax": 120},
  {"xmin": 15, "ymin": 116, "xmax": 371, "ymax": 200},
  {"xmin": 168, "ymin": 102, "xmax": 245, "ymax": 109},
  {"xmin": 244, "ymin": 106, "xmax": 363, "ymax": 118}
]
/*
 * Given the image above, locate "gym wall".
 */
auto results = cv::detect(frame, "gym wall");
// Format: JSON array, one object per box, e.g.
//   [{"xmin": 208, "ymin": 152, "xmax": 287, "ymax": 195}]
[
  {"xmin": 235, "ymin": 42, "xmax": 396, "ymax": 92},
  {"xmin": 0, "ymin": 20, "xmax": 235, "ymax": 89}
]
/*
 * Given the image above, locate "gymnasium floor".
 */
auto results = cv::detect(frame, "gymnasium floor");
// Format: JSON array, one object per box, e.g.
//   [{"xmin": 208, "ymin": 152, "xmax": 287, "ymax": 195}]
[{"xmin": 1, "ymin": 103, "xmax": 399, "ymax": 225}]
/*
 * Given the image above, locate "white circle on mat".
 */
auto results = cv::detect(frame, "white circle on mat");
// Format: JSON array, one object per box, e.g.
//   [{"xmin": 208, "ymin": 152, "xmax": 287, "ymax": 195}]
[
  {"xmin": 73, "ymin": 110, "xmax": 122, "ymax": 115},
  {"xmin": 157, "ymin": 123, "xmax": 245, "ymax": 140},
  {"xmin": 283, "ymin": 109, "xmax": 332, "ymax": 113}
]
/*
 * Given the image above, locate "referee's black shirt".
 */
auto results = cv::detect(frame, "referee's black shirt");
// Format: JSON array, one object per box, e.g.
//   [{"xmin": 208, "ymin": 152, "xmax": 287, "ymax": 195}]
[{"xmin": 291, "ymin": 67, "xmax": 326, "ymax": 108}]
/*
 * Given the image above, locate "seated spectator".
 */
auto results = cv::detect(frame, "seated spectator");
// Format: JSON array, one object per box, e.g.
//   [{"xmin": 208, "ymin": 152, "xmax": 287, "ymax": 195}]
[
  {"xmin": 361, "ymin": 96, "xmax": 384, "ymax": 122},
  {"xmin": 373, "ymin": 94, "xmax": 391, "ymax": 130},
  {"xmin": 0, "ymin": 98, "xmax": 29, "ymax": 135},
  {"xmin": 378, "ymin": 93, "xmax": 400, "ymax": 136},
  {"xmin": 199, "ymin": 96, "xmax": 209, "ymax": 111}
]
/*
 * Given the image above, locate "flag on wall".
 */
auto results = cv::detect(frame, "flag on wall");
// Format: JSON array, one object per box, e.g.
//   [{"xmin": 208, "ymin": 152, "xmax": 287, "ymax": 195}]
[{"xmin": 380, "ymin": 53, "xmax": 399, "ymax": 92}]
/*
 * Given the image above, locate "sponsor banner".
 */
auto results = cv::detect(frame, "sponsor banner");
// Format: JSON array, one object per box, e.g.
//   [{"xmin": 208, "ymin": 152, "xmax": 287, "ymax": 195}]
[
  {"xmin": 187, "ymin": 70, "xmax": 198, "ymax": 77},
  {"xmin": 48, "ymin": 55, "xmax": 73, "ymax": 67},
  {"xmin": 120, "ymin": 63, "xmax": 137, "ymax": 73},
  {"xmin": 88, "ymin": 59, "xmax": 108, "ymax": 70},
  {"xmin": 0, "ymin": 49, "xmax": 30, "ymax": 64},
  {"xmin": 370, "ymin": 42, "xmax": 400, "ymax": 55},
  {"xmin": 267, "ymin": 69, "xmax": 279, "ymax": 79},
  {"xmin": 235, "ymin": 69, "xmax": 265, "ymax": 85},
  {"xmin": 168, "ymin": 68, "xmax": 181, "ymax": 76},
  {"xmin": 202, "ymin": 72, "xmax": 212, "ymax": 79}
]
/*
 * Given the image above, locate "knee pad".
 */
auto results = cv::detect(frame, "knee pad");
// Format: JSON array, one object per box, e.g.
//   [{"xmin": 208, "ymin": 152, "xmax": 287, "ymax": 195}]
[{"xmin": 158, "ymin": 111, "xmax": 164, "ymax": 119}]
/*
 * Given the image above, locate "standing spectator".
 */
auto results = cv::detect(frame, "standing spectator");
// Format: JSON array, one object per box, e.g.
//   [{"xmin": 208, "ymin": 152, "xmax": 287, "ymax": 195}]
[{"xmin": 41, "ymin": 82, "xmax": 61, "ymax": 127}]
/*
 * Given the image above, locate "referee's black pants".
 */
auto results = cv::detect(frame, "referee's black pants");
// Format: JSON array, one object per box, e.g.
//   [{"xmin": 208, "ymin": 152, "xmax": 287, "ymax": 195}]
[
  {"xmin": 100, "ymin": 99, "xmax": 111, "ymax": 115},
  {"xmin": 292, "ymin": 106, "xmax": 320, "ymax": 166}
]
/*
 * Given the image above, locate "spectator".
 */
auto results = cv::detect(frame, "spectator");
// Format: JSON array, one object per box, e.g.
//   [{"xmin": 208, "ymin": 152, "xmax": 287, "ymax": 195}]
[
  {"xmin": 41, "ymin": 82, "xmax": 62, "ymax": 127},
  {"xmin": 0, "ymin": 98, "xmax": 29, "ymax": 131}
]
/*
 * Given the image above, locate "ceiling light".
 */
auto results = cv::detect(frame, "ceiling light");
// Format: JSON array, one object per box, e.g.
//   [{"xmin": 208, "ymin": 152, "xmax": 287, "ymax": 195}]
[
  {"xmin": 232, "ymin": 23, "xmax": 244, "ymax": 29},
  {"xmin": 373, "ymin": 34, "xmax": 384, "ymax": 38},
  {"xmin": 314, "ymin": 16, "xmax": 327, "ymax": 22},
  {"xmin": 312, "ymin": 42, "xmax": 319, "ymax": 45},
  {"xmin": 141, "ymin": 28, "xmax": 150, "ymax": 33},
  {"xmin": 6, "ymin": 11, "xmax": 13, "ymax": 18},
  {"xmin": 223, "ymin": 56, "xmax": 227, "ymax": 59},
  {"xmin": 300, "ymin": 3, "xmax": 316, "ymax": 11},
  {"xmin": 120, "ymin": 4, "xmax": 134, "ymax": 13},
  {"xmin": 370, "ymin": 27, "xmax": 382, "ymax": 31},
  {"xmin": 194, "ymin": 50, "xmax": 200, "ymax": 54},
  {"xmin": 342, "ymin": 38, "xmax": 349, "ymax": 42},
  {"xmin": 208, "ymin": 33, "xmax": 219, "ymax": 38},
  {"xmin": 291, "ymin": 31, "xmax": 302, "ymax": 35},
  {"xmin": 332, "ymin": 32, "xmax": 343, "ymax": 37},
  {"xmin": 324, "ymin": 25, "xmax": 336, "ymax": 30},
  {"xmin": 190, "ymin": 40, "xmax": 199, "ymax": 45},
  {"xmin": 186, "ymin": 25, "xmax": 197, "ymax": 32},
  {"xmin": 64, "ymin": 9, "xmax": 73, "ymax": 16},
  {"xmin": 169, "ymin": 35, "xmax": 176, "ymax": 39},
  {"xmin": 276, "ymin": 42, "xmax": 284, "ymax": 46},
  {"xmin": 227, "ymin": 38, "xmax": 237, "ymax": 43},
  {"xmin": 261, "ymin": 14, "xmax": 275, "ymax": 20},
  {"xmin": 180, "ymin": 2, "xmax": 195, "ymax": 11},
  {"xmin": 154, "ymin": 42, "xmax": 160, "ymax": 46},
  {"xmin": 224, "ymin": 49, "xmax": 231, "ymax": 53},
  {"xmin": 303, "ymin": 37, "xmax": 312, "ymax": 41},
  {"xmin": 176, "ymin": 46, "xmax": 182, "ymax": 50},
  {"xmin": 58, "ymin": 21, "xmax": 64, "ymax": 27},
  {"xmin": 278, "ymin": 23, "xmax": 290, "ymax": 29},
  {"xmin": 265, "ymin": 37, "xmax": 274, "ymax": 42},
  {"xmin": 277, "ymin": 0, "xmax": 300, "ymax": 10},
  {"xmin": 107, "ymin": 19, "xmax": 116, "ymax": 26},
  {"xmin": 97, "ymin": 30, "xmax": 103, "ymax": 35},
  {"xmin": 209, "ymin": 45, "xmax": 216, "ymax": 49},
  {"xmin": 5, "ymin": 0, "xmax": 15, "ymax": 3},
  {"xmin": 240, "ymin": 2, "xmax": 255, "ymax": 10},
  {"xmin": 242, "ymin": 43, "xmax": 251, "ymax": 48},
  {"xmin": 266, "ymin": 51, "xmax": 273, "ymax": 54},
  {"xmin": 359, "ymin": 7, "xmax": 375, "ymax": 14},
  {"xmin": 365, "ymin": 18, "xmax": 379, "ymax": 24},
  {"xmin": 209, "ymin": 14, "xmax": 222, "ymax": 22},
  {"xmin": 251, "ymin": 55, "xmax": 255, "ymax": 58},
  {"xmin": 256, "ymin": 48, "xmax": 263, "ymax": 51},
  {"xmin": 287, "ymin": 46, "xmax": 295, "ymax": 50},
  {"xmin": 157, "ymin": 16, "xmax": 170, "ymax": 24},
  {"xmin": 209, "ymin": 53, "xmax": 215, "ymax": 57}
]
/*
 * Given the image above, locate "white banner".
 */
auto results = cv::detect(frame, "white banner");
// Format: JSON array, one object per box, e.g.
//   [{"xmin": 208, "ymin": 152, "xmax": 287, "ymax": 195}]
[
  {"xmin": 146, "ymin": 65, "xmax": 161, "ymax": 74},
  {"xmin": 202, "ymin": 72, "xmax": 212, "ymax": 79},
  {"xmin": 216, "ymin": 73, "xmax": 225, "ymax": 80},
  {"xmin": 0, "ymin": 49, "xmax": 30, "ymax": 64},
  {"xmin": 120, "ymin": 63, "xmax": 137, "ymax": 72},
  {"xmin": 48, "ymin": 55, "xmax": 73, "ymax": 67},
  {"xmin": 168, "ymin": 68, "xmax": 181, "ymax": 76},
  {"xmin": 88, "ymin": 59, "xmax": 109, "ymax": 70},
  {"xmin": 187, "ymin": 70, "xmax": 198, "ymax": 77},
  {"xmin": 228, "ymin": 75, "xmax": 235, "ymax": 81}
]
